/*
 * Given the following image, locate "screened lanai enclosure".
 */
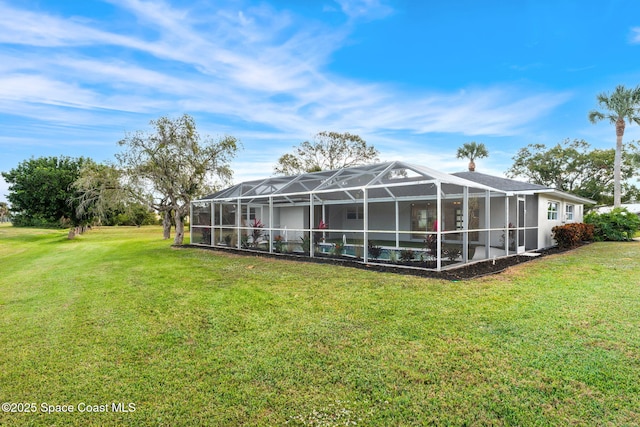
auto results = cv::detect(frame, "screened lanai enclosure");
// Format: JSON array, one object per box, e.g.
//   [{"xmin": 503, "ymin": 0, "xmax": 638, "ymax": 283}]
[{"xmin": 190, "ymin": 161, "xmax": 540, "ymax": 271}]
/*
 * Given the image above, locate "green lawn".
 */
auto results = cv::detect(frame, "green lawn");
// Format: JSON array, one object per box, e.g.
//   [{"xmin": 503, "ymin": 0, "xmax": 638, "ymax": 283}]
[{"xmin": 1, "ymin": 224, "xmax": 639, "ymax": 426}]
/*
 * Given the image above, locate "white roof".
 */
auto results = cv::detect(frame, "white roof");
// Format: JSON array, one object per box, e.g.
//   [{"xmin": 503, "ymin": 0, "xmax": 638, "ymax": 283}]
[{"xmin": 595, "ymin": 203, "xmax": 640, "ymax": 214}]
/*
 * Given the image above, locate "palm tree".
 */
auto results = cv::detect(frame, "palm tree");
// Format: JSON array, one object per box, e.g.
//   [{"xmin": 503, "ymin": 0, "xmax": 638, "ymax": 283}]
[
  {"xmin": 588, "ymin": 85, "xmax": 640, "ymax": 207},
  {"xmin": 456, "ymin": 141, "xmax": 489, "ymax": 172}
]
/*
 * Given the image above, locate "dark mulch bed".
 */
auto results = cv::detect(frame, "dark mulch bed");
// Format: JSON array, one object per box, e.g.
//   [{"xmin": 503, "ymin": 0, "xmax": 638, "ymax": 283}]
[{"xmin": 180, "ymin": 244, "xmax": 583, "ymax": 281}]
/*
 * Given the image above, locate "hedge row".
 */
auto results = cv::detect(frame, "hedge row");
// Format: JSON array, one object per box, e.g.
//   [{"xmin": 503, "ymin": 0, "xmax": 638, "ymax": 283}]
[{"xmin": 584, "ymin": 208, "xmax": 640, "ymax": 242}]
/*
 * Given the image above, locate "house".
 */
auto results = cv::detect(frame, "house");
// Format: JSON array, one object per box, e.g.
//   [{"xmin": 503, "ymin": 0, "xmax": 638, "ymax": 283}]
[
  {"xmin": 593, "ymin": 203, "xmax": 640, "ymax": 218},
  {"xmin": 452, "ymin": 171, "xmax": 595, "ymax": 249},
  {"xmin": 190, "ymin": 161, "xmax": 594, "ymax": 271}
]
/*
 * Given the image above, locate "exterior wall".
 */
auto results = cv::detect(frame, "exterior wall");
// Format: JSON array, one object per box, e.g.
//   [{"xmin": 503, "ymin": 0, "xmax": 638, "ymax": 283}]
[
  {"xmin": 277, "ymin": 206, "xmax": 307, "ymax": 242},
  {"xmin": 316, "ymin": 202, "xmax": 412, "ymax": 243},
  {"xmin": 537, "ymin": 194, "xmax": 583, "ymax": 248}
]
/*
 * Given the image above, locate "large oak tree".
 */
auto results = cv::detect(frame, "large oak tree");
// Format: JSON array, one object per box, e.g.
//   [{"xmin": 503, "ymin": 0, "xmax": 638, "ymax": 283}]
[
  {"xmin": 274, "ymin": 131, "xmax": 379, "ymax": 175},
  {"xmin": 116, "ymin": 114, "xmax": 239, "ymax": 245}
]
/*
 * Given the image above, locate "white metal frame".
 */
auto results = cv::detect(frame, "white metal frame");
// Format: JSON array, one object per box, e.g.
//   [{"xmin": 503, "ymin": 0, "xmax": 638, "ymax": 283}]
[{"xmin": 190, "ymin": 161, "xmax": 538, "ymax": 271}]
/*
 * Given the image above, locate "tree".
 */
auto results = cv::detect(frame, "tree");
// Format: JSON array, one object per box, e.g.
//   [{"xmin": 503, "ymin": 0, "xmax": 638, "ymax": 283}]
[
  {"xmin": 0, "ymin": 202, "xmax": 9, "ymax": 222},
  {"xmin": 274, "ymin": 131, "xmax": 379, "ymax": 175},
  {"xmin": 1, "ymin": 156, "xmax": 89, "ymax": 227},
  {"xmin": 73, "ymin": 161, "xmax": 171, "ymax": 235},
  {"xmin": 116, "ymin": 114, "xmax": 239, "ymax": 245},
  {"xmin": 74, "ymin": 161, "xmax": 126, "ymax": 224},
  {"xmin": 456, "ymin": 141, "xmax": 489, "ymax": 172},
  {"xmin": 588, "ymin": 85, "xmax": 640, "ymax": 207},
  {"xmin": 506, "ymin": 139, "xmax": 640, "ymax": 205}
]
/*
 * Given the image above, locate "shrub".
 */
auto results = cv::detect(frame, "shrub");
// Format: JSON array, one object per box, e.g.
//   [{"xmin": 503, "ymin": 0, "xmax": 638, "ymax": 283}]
[
  {"xmin": 442, "ymin": 245, "xmax": 462, "ymax": 261},
  {"xmin": 552, "ymin": 224, "xmax": 581, "ymax": 249},
  {"xmin": 552, "ymin": 223, "xmax": 595, "ymax": 249},
  {"xmin": 399, "ymin": 249, "xmax": 415, "ymax": 262},
  {"xmin": 367, "ymin": 242, "xmax": 383, "ymax": 260},
  {"xmin": 577, "ymin": 222, "xmax": 595, "ymax": 241},
  {"xmin": 300, "ymin": 235, "xmax": 311, "ymax": 254},
  {"xmin": 585, "ymin": 208, "xmax": 640, "ymax": 241},
  {"xmin": 250, "ymin": 218, "xmax": 264, "ymax": 248},
  {"xmin": 330, "ymin": 242, "xmax": 345, "ymax": 256},
  {"xmin": 273, "ymin": 235, "xmax": 284, "ymax": 253},
  {"xmin": 424, "ymin": 234, "xmax": 437, "ymax": 255}
]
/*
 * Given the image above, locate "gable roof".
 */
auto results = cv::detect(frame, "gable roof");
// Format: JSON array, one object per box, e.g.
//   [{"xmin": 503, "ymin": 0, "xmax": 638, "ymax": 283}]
[
  {"xmin": 452, "ymin": 171, "xmax": 547, "ymax": 192},
  {"xmin": 453, "ymin": 171, "xmax": 595, "ymax": 204}
]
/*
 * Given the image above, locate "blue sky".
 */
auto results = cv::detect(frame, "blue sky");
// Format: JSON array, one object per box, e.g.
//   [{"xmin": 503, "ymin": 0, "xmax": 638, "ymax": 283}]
[{"xmin": 1, "ymin": 0, "xmax": 640, "ymax": 203}]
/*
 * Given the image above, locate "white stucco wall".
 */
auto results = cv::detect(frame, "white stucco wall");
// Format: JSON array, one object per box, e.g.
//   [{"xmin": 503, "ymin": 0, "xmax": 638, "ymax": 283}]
[
  {"xmin": 537, "ymin": 194, "xmax": 583, "ymax": 248},
  {"xmin": 277, "ymin": 206, "xmax": 307, "ymax": 242}
]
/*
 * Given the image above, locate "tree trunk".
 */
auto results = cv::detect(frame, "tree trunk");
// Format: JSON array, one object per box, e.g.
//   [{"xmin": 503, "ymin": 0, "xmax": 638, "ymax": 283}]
[
  {"xmin": 614, "ymin": 119, "xmax": 625, "ymax": 207},
  {"xmin": 174, "ymin": 210, "xmax": 185, "ymax": 245},
  {"xmin": 162, "ymin": 210, "xmax": 171, "ymax": 240},
  {"xmin": 468, "ymin": 160, "xmax": 476, "ymax": 172}
]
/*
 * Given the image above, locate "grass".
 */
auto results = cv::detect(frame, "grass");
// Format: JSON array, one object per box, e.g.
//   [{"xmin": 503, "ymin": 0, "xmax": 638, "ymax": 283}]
[{"xmin": 1, "ymin": 224, "xmax": 639, "ymax": 426}]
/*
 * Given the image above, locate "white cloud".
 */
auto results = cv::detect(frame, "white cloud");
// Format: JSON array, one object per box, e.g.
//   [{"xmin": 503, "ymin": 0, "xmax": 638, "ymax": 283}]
[
  {"xmin": 334, "ymin": 0, "xmax": 394, "ymax": 20},
  {"xmin": 0, "ymin": 0, "xmax": 570, "ymax": 170},
  {"xmin": 631, "ymin": 27, "xmax": 640, "ymax": 43}
]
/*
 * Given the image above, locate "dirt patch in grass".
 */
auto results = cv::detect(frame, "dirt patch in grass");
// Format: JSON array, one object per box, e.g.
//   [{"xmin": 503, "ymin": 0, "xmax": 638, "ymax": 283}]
[{"xmin": 181, "ymin": 244, "xmax": 588, "ymax": 280}]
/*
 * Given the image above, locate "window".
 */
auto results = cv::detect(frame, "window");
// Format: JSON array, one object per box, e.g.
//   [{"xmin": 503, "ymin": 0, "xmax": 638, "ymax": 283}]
[
  {"xmin": 411, "ymin": 204, "xmax": 436, "ymax": 238},
  {"xmin": 346, "ymin": 206, "xmax": 363, "ymax": 220},
  {"xmin": 565, "ymin": 204, "xmax": 574, "ymax": 221},
  {"xmin": 242, "ymin": 206, "xmax": 259, "ymax": 221},
  {"xmin": 547, "ymin": 201, "xmax": 559, "ymax": 220}
]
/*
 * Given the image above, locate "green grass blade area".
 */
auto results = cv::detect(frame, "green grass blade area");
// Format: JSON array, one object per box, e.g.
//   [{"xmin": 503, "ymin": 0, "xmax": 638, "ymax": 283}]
[{"xmin": 1, "ymin": 224, "xmax": 639, "ymax": 426}]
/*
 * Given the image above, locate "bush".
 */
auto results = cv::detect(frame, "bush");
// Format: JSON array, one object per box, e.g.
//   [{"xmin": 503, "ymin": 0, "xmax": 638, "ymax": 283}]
[
  {"xmin": 442, "ymin": 245, "xmax": 462, "ymax": 261},
  {"xmin": 585, "ymin": 208, "xmax": 640, "ymax": 241},
  {"xmin": 399, "ymin": 249, "xmax": 415, "ymax": 262},
  {"xmin": 552, "ymin": 224, "xmax": 580, "ymax": 249},
  {"xmin": 578, "ymin": 222, "xmax": 595, "ymax": 241},
  {"xmin": 552, "ymin": 223, "xmax": 595, "ymax": 249},
  {"xmin": 367, "ymin": 242, "xmax": 383, "ymax": 260}
]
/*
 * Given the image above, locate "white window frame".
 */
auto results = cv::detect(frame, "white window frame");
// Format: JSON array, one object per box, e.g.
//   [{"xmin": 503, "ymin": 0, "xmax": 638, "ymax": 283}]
[
  {"xmin": 547, "ymin": 201, "xmax": 559, "ymax": 221},
  {"xmin": 565, "ymin": 204, "xmax": 574, "ymax": 222},
  {"xmin": 346, "ymin": 206, "xmax": 363, "ymax": 220}
]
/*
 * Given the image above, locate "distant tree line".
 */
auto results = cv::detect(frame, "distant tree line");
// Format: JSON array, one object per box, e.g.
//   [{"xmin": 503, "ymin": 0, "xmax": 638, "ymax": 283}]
[{"xmin": 0, "ymin": 156, "xmax": 156, "ymax": 228}]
